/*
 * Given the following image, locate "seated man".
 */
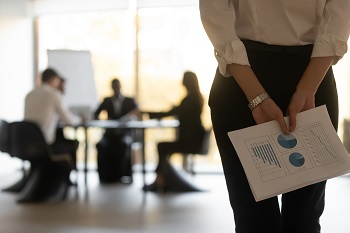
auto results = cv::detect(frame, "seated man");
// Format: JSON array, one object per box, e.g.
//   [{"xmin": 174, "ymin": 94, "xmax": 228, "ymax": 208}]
[
  {"xmin": 94, "ymin": 78, "xmax": 141, "ymax": 183},
  {"xmin": 24, "ymin": 68, "xmax": 81, "ymax": 168}
]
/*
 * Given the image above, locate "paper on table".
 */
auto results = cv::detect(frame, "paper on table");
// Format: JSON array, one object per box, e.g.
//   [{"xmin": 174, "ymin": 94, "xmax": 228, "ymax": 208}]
[{"xmin": 228, "ymin": 105, "xmax": 350, "ymax": 202}]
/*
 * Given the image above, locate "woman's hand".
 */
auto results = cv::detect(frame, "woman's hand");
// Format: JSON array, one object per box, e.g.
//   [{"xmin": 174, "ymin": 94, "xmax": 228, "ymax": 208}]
[
  {"xmin": 287, "ymin": 90, "xmax": 315, "ymax": 132},
  {"xmin": 286, "ymin": 56, "xmax": 334, "ymax": 132},
  {"xmin": 252, "ymin": 98, "xmax": 289, "ymax": 134}
]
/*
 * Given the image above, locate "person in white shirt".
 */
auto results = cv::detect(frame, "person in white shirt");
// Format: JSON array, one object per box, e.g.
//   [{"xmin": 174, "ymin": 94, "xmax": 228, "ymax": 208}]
[
  {"xmin": 200, "ymin": 1, "xmax": 350, "ymax": 233},
  {"xmin": 24, "ymin": 68, "xmax": 80, "ymax": 161}
]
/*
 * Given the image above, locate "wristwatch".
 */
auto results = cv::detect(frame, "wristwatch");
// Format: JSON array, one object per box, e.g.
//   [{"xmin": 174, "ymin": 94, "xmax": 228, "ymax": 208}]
[{"xmin": 248, "ymin": 92, "xmax": 270, "ymax": 111}]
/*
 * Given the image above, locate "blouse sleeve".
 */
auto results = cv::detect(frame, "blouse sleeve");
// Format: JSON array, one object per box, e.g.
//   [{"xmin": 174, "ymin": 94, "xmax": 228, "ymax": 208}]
[
  {"xmin": 312, "ymin": 0, "xmax": 350, "ymax": 64},
  {"xmin": 199, "ymin": 0, "xmax": 250, "ymax": 77},
  {"xmin": 54, "ymin": 93, "xmax": 80, "ymax": 125}
]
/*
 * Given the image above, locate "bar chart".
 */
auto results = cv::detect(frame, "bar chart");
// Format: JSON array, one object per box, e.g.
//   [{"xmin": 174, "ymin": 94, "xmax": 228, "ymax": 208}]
[{"xmin": 246, "ymin": 136, "xmax": 287, "ymax": 182}]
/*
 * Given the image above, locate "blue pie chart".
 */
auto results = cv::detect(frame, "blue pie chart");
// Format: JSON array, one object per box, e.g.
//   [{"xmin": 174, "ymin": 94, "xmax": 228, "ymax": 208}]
[
  {"xmin": 277, "ymin": 134, "xmax": 297, "ymax": 149},
  {"xmin": 289, "ymin": 152, "xmax": 305, "ymax": 167}
]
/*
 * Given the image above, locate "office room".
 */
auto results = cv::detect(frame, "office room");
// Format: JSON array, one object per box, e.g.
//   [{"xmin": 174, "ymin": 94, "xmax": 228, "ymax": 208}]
[{"xmin": 0, "ymin": 0, "xmax": 350, "ymax": 232}]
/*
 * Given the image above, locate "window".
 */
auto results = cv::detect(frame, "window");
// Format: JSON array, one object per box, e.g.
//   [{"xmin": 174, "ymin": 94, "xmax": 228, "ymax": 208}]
[{"xmin": 37, "ymin": 5, "xmax": 221, "ymax": 170}]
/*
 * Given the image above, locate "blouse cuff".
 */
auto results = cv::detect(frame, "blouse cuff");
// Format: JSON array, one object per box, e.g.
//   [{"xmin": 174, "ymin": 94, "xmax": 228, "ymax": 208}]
[
  {"xmin": 215, "ymin": 40, "xmax": 250, "ymax": 77},
  {"xmin": 312, "ymin": 34, "xmax": 348, "ymax": 65}
]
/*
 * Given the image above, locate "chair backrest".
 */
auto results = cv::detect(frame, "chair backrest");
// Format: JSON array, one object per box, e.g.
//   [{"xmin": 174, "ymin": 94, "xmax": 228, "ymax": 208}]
[
  {"xmin": 197, "ymin": 128, "xmax": 212, "ymax": 155},
  {"xmin": 0, "ymin": 119, "xmax": 11, "ymax": 154},
  {"xmin": 10, "ymin": 121, "xmax": 49, "ymax": 161}
]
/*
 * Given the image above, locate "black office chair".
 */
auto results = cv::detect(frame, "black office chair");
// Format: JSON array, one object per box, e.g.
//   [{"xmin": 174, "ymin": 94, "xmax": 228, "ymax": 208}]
[
  {"xmin": 1, "ymin": 119, "xmax": 31, "ymax": 193},
  {"xmin": 0, "ymin": 119, "xmax": 10, "ymax": 154},
  {"xmin": 9, "ymin": 121, "xmax": 73, "ymax": 203},
  {"xmin": 182, "ymin": 128, "xmax": 212, "ymax": 175}
]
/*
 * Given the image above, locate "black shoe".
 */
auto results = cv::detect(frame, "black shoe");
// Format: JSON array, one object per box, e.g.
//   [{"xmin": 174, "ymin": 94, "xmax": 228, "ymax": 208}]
[{"xmin": 142, "ymin": 183, "xmax": 167, "ymax": 193}]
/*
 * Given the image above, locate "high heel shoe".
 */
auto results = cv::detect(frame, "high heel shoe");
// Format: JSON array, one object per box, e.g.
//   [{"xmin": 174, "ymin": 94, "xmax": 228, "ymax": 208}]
[{"xmin": 142, "ymin": 183, "xmax": 167, "ymax": 193}]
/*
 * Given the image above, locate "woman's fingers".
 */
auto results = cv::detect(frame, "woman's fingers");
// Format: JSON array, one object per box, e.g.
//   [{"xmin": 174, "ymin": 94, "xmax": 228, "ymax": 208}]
[
  {"xmin": 287, "ymin": 106, "xmax": 297, "ymax": 133},
  {"xmin": 287, "ymin": 91, "xmax": 315, "ymax": 133},
  {"xmin": 252, "ymin": 99, "xmax": 289, "ymax": 134},
  {"xmin": 288, "ymin": 114, "xmax": 296, "ymax": 133},
  {"xmin": 275, "ymin": 112, "xmax": 289, "ymax": 134}
]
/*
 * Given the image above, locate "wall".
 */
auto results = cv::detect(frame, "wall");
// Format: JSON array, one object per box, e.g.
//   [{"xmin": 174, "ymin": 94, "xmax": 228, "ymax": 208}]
[{"xmin": 0, "ymin": 0, "xmax": 34, "ymax": 121}]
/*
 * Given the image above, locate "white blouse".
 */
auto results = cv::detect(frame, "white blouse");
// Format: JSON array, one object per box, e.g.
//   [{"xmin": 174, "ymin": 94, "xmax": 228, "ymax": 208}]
[{"xmin": 199, "ymin": 0, "xmax": 350, "ymax": 77}]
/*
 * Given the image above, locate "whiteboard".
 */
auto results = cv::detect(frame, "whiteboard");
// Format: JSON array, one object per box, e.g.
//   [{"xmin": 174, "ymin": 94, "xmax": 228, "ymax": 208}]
[{"xmin": 47, "ymin": 50, "xmax": 99, "ymax": 110}]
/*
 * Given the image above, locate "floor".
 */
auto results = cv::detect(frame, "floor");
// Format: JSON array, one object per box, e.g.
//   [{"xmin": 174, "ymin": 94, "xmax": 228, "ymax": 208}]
[{"xmin": 0, "ymin": 156, "xmax": 350, "ymax": 233}]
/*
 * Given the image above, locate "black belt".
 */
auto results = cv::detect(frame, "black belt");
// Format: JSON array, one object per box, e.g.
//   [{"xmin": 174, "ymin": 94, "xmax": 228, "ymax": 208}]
[{"xmin": 242, "ymin": 39, "xmax": 313, "ymax": 54}]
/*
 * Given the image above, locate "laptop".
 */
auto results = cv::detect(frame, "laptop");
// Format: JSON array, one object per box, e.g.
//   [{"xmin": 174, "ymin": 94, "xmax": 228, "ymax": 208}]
[{"xmin": 69, "ymin": 105, "xmax": 92, "ymax": 121}]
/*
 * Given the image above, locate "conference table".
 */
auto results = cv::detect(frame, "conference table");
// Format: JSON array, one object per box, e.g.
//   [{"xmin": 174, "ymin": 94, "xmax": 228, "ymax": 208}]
[{"xmin": 79, "ymin": 119, "xmax": 180, "ymax": 187}]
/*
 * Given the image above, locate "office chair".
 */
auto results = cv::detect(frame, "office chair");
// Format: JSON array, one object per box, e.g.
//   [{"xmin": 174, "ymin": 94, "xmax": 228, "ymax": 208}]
[
  {"xmin": 0, "ymin": 119, "xmax": 10, "ymax": 154},
  {"xmin": 9, "ymin": 121, "xmax": 74, "ymax": 203},
  {"xmin": 182, "ymin": 128, "xmax": 212, "ymax": 175},
  {"xmin": 0, "ymin": 119, "xmax": 30, "ymax": 193}
]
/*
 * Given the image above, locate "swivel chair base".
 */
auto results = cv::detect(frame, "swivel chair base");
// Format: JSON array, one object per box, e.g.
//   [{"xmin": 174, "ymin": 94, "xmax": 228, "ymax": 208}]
[{"xmin": 16, "ymin": 161, "xmax": 71, "ymax": 203}]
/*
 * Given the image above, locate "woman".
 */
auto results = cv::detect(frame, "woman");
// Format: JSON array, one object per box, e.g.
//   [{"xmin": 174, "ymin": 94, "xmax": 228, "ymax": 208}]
[
  {"xmin": 200, "ymin": 1, "xmax": 350, "ymax": 233},
  {"xmin": 143, "ymin": 71, "xmax": 206, "ymax": 192}
]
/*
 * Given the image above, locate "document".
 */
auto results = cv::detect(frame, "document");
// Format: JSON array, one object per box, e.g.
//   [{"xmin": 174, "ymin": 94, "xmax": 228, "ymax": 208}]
[{"xmin": 228, "ymin": 105, "xmax": 350, "ymax": 202}]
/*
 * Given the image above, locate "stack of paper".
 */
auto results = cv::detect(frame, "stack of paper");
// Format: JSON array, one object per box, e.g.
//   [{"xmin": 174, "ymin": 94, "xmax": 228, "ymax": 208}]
[{"xmin": 228, "ymin": 105, "xmax": 350, "ymax": 202}]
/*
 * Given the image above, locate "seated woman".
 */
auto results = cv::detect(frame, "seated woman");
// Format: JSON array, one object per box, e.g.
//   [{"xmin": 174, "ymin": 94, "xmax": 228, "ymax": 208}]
[{"xmin": 143, "ymin": 71, "xmax": 206, "ymax": 192}]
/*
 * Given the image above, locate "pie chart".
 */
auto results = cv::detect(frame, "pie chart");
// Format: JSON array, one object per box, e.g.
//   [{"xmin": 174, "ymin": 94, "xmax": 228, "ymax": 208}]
[
  {"xmin": 277, "ymin": 134, "xmax": 297, "ymax": 149},
  {"xmin": 289, "ymin": 152, "xmax": 305, "ymax": 167}
]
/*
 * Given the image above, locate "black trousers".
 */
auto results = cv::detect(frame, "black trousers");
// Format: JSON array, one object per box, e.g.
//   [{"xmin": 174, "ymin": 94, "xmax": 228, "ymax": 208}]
[
  {"xmin": 209, "ymin": 40, "xmax": 338, "ymax": 233},
  {"xmin": 156, "ymin": 140, "xmax": 202, "ymax": 172},
  {"xmin": 50, "ymin": 138, "xmax": 79, "ymax": 169},
  {"xmin": 96, "ymin": 133, "xmax": 133, "ymax": 183}
]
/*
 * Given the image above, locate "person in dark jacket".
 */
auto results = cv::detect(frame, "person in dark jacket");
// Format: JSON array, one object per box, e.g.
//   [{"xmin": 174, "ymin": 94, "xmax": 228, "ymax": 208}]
[
  {"xmin": 94, "ymin": 78, "xmax": 140, "ymax": 183},
  {"xmin": 94, "ymin": 78, "xmax": 140, "ymax": 121}
]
